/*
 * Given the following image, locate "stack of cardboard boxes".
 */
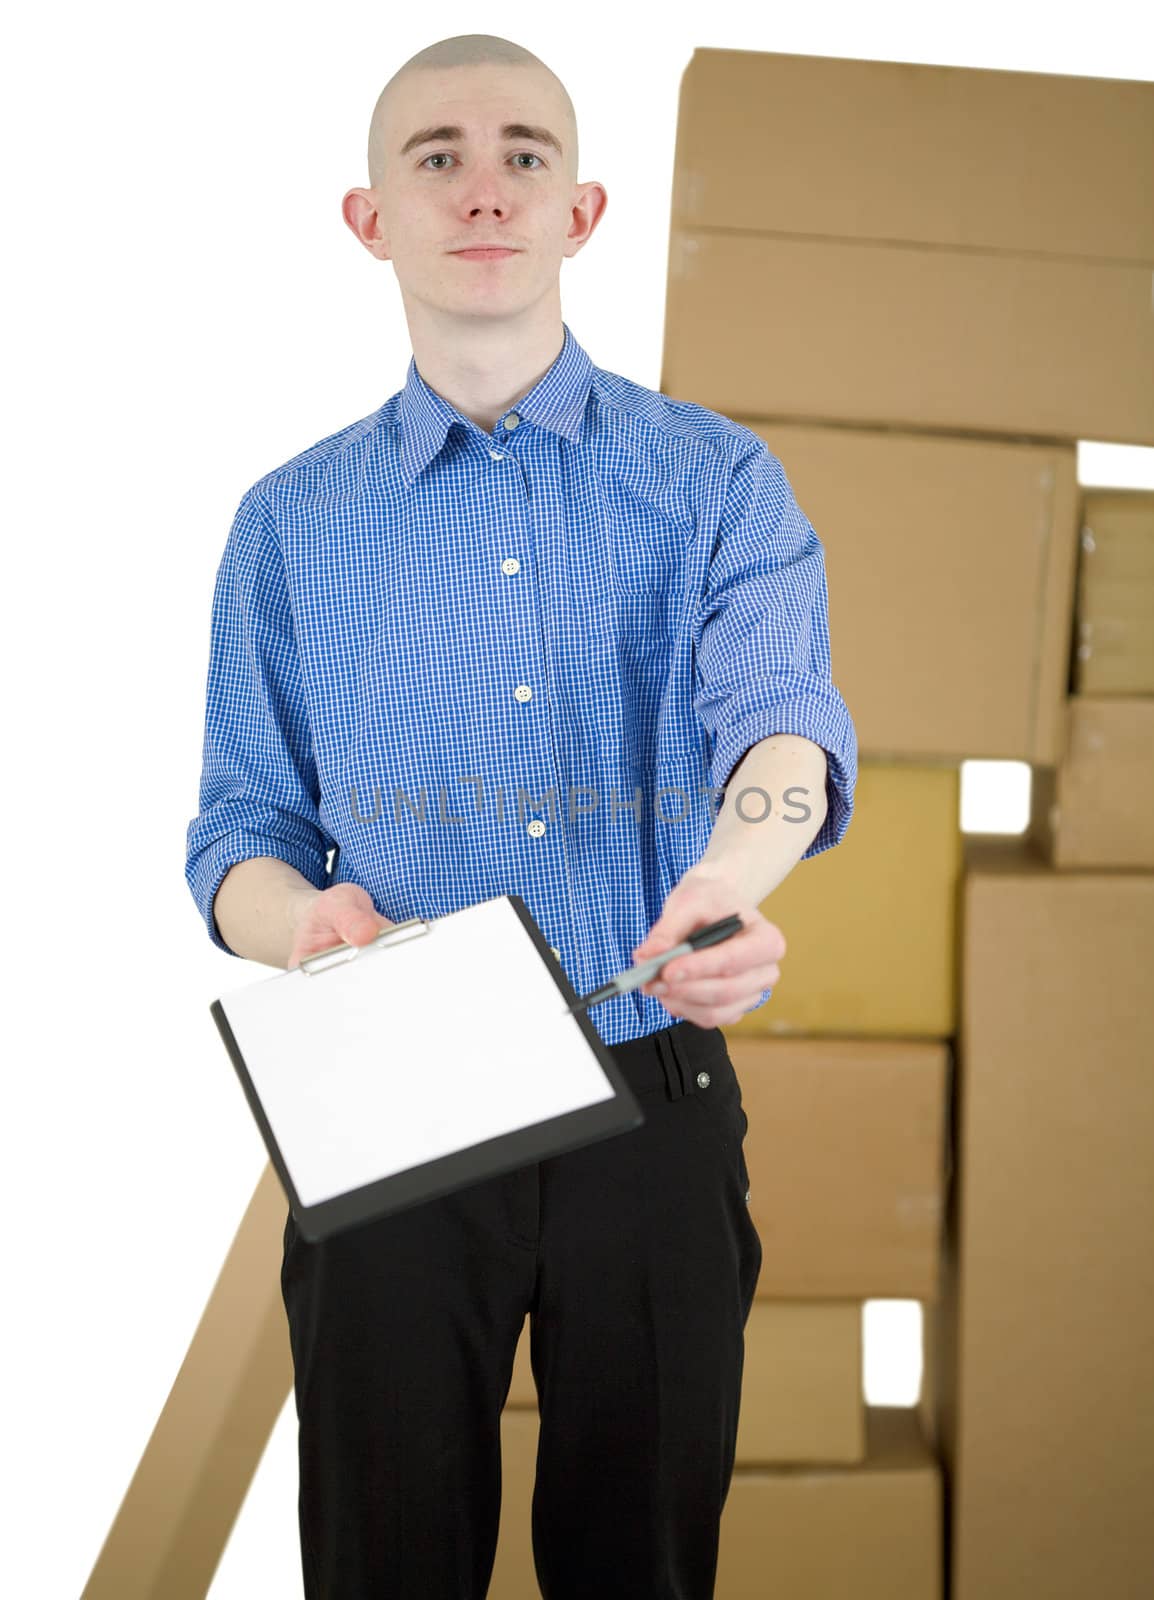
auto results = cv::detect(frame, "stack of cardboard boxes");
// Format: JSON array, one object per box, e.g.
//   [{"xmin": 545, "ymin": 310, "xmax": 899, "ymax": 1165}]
[{"xmin": 611, "ymin": 45, "xmax": 1151, "ymax": 1600}]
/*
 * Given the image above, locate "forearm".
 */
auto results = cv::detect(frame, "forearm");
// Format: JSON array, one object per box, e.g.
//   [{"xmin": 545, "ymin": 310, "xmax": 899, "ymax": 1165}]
[
  {"xmin": 212, "ymin": 856, "xmax": 322, "ymax": 968},
  {"xmin": 693, "ymin": 734, "xmax": 829, "ymax": 905}
]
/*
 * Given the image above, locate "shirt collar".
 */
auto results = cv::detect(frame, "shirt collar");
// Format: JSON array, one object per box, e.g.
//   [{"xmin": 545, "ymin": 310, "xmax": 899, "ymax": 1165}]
[{"xmin": 397, "ymin": 320, "xmax": 594, "ymax": 486}]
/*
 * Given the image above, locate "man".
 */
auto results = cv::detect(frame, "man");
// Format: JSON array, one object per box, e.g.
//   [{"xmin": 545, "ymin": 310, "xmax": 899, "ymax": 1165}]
[{"xmin": 186, "ymin": 30, "xmax": 857, "ymax": 1599}]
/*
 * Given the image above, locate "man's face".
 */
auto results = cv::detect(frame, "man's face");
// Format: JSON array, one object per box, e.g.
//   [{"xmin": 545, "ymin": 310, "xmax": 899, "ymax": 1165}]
[{"xmin": 354, "ymin": 64, "xmax": 603, "ymax": 322}]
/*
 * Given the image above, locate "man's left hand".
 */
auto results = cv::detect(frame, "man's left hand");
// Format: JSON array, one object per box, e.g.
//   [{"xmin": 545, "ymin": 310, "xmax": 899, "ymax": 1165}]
[{"xmin": 630, "ymin": 863, "xmax": 786, "ymax": 1027}]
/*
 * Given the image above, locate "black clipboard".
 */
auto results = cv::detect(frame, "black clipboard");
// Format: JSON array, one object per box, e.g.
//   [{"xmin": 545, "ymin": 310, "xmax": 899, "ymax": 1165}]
[{"xmin": 210, "ymin": 894, "xmax": 643, "ymax": 1242}]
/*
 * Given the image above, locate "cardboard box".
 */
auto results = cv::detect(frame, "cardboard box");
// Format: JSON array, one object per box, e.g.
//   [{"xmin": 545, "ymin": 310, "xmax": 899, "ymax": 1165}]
[
  {"xmin": 669, "ymin": 48, "xmax": 1154, "ymax": 261},
  {"xmin": 662, "ymin": 230, "xmax": 1154, "ymax": 445},
  {"xmin": 722, "ymin": 763, "xmax": 961, "ymax": 1038},
  {"xmin": 1073, "ymin": 489, "xmax": 1154, "ymax": 695},
  {"xmin": 942, "ymin": 837, "xmax": 1154, "ymax": 1599},
  {"xmin": 722, "ymin": 1036, "xmax": 951, "ymax": 1301},
  {"xmin": 1029, "ymin": 697, "xmax": 1154, "ymax": 868},
  {"xmin": 737, "ymin": 1300, "xmax": 864, "ymax": 1464},
  {"xmin": 720, "ymin": 1407, "xmax": 943, "ymax": 1598},
  {"xmin": 747, "ymin": 422, "xmax": 1078, "ymax": 762},
  {"xmin": 662, "ymin": 48, "xmax": 1154, "ymax": 444}
]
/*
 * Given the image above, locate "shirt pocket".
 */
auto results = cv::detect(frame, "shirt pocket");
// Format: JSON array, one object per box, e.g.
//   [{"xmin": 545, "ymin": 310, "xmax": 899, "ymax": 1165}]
[{"xmin": 606, "ymin": 498, "xmax": 695, "ymax": 598}]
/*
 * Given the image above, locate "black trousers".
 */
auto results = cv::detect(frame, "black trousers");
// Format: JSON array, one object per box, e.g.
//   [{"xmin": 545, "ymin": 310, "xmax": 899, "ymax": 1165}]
[{"xmin": 280, "ymin": 1018, "xmax": 762, "ymax": 1598}]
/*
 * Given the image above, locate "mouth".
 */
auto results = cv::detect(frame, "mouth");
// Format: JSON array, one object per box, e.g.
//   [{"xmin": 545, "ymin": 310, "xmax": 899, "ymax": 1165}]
[{"xmin": 449, "ymin": 247, "xmax": 520, "ymax": 260}]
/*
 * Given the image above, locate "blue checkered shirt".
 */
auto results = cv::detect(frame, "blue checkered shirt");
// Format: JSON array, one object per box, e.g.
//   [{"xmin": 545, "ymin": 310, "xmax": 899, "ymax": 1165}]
[{"xmin": 185, "ymin": 322, "xmax": 857, "ymax": 1044}]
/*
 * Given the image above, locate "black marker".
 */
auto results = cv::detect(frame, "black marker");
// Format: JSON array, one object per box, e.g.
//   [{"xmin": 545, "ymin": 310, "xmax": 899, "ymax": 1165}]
[{"xmin": 567, "ymin": 915, "xmax": 745, "ymax": 1013}]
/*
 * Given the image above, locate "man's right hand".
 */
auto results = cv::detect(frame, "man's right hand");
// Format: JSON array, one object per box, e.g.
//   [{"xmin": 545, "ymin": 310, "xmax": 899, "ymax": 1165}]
[{"xmin": 287, "ymin": 882, "xmax": 396, "ymax": 971}]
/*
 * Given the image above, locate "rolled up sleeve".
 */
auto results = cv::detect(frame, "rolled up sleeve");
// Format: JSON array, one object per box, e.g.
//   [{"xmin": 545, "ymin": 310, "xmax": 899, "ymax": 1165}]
[
  {"xmin": 185, "ymin": 485, "xmax": 335, "ymax": 954},
  {"xmin": 693, "ymin": 437, "xmax": 858, "ymax": 861}
]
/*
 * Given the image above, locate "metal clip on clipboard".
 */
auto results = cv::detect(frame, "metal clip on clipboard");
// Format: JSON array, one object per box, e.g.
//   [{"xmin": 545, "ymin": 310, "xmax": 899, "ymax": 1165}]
[{"xmin": 298, "ymin": 917, "xmax": 433, "ymax": 976}]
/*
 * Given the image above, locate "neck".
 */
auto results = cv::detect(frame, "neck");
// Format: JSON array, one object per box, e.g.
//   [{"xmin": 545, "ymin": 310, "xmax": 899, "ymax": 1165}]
[{"xmin": 401, "ymin": 293, "xmax": 565, "ymax": 434}]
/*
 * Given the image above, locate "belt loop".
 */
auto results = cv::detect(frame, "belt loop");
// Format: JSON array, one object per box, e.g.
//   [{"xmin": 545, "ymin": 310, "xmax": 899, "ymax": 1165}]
[
  {"xmin": 654, "ymin": 1028, "xmax": 686, "ymax": 1101},
  {"xmin": 669, "ymin": 1025, "xmax": 694, "ymax": 1098},
  {"xmin": 659, "ymin": 1025, "xmax": 691, "ymax": 1100}
]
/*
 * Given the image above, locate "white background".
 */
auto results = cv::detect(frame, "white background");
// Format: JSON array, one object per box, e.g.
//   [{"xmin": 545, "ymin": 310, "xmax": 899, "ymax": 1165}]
[{"xmin": 3, "ymin": 2, "xmax": 1151, "ymax": 1594}]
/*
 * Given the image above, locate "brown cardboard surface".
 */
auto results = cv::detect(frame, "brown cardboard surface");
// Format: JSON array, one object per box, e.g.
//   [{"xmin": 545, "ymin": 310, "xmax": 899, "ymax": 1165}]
[
  {"xmin": 721, "ymin": 1036, "xmax": 950, "ymax": 1301},
  {"xmin": 1079, "ymin": 490, "xmax": 1154, "ymax": 579},
  {"xmin": 1028, "ymin": 697, "xmax": 1154, "ymax": 868},
  {"xmin": 1077, "ymin": 575, "xmax": 1154, "ymax": 634},
  {"xmin": 722, "ymin": 763, "xmax": 961, "ymax": 1037},
  {"xmin": 945, "ymin": 838, "xmax": 1154, "ymax": 1599},
  {"xmin": 671, "ymin": 48, "xmax": 1154, "ymax": 262},
  {"xmin": 747, "ymin": 422, "xmax": 1078, "ymax": 761},
  {"xmin": 737, "ymin": 1301, "xmax": 864, "ymax": 1464},
  {"xmin": 719, "ymin": 1407, "xmax": 943, "ymax": 1598},
  {"xmin": 1073, "ymin": 490, "xmax": 1154, "ymax": 694},
  {"xmin": 922, "ymin": 1183, "xmax": 960, "ymax": 1499},
  {"xmin": 1074, "ymin": 611, "xmax": 1154, "ymax": 694},
  {"xmin": 917, "ymin": 1300, "xmax": 939, "ymax": 1454},
  {"xmin": 82, "ymin": 1163, "xmax": 292, "ymax": 1598},
  {"xmin": 662, "ymin": 229, "xmax": 1154, "ymax": 444},
  {"xmin": 490, "ymin": 1408, "xmax": 542, "ymax": 1600}
]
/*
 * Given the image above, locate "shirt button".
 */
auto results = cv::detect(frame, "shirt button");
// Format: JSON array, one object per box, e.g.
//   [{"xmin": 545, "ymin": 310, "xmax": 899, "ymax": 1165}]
[
  {"xmin": 514, "ymin": 684, "xmax": 532, "ymax": 702},
  {"xmin": 550, "ymin": 946, "xmax": 560, "ymax": 959},
  {"xmin": 489, "ymin": 448, "xmax": 505, "ymax": 460},
  {"xmin": 696, "ymin": 1071, "xmax": 711, "ymax": 1089},
  {"xmin": 528, "ymin": 818, "xmax": 546, "ymax": 838},
  {"xmin": 503, "ymin": 413, "xmax": 521, "ymax": 430},
  {"xmin": 501, "ymin": 557, "xmax": 520, "ymax": 575}
]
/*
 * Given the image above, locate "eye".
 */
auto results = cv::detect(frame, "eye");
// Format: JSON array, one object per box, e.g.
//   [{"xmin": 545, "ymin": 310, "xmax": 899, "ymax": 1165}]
[{"xmin": 420, "ymin": 151, "xmax": 544, "ymax": 171}]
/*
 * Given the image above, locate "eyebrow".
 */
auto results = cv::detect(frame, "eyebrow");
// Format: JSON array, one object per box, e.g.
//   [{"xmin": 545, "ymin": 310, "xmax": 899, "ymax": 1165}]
[{"xmin": 399, "ymin": 122, "xmax": 563, "ymax": 159}]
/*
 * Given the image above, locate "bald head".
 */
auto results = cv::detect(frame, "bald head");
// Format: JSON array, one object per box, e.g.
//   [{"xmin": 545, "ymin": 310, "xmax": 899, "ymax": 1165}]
[{"xmin": 367, "ymin": 33, "xmax": 579, "ymax": 191}]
